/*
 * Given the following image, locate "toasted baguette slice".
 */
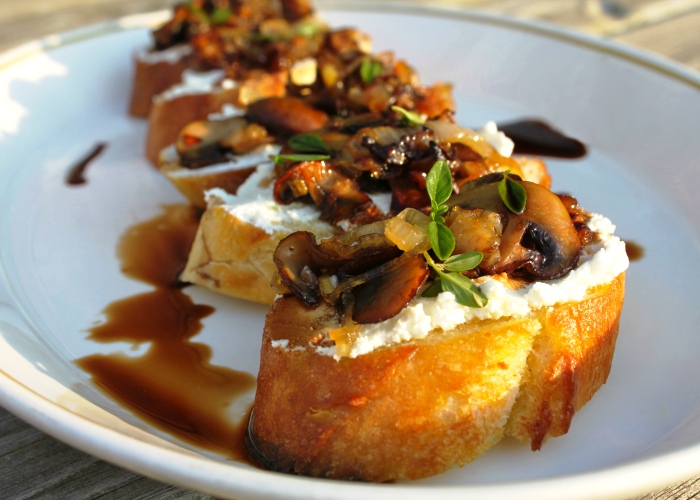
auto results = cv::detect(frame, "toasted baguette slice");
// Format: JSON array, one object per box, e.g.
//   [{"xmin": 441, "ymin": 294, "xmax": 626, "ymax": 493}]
[
  {"xmin": 158, "ymin": 144, "xmax": 277, "ymax": 210},
  {"xmin": 128, "ymin": 45, "xmax": 194, "ymax": 118},
  {"xmin": 181, "ymin": 196, "xmax": 335, "ymax": 304},
  {"xmin": 181, "ymin": 204, "xmax": 286, "ymax": 305},
  {"xmin": 248, "ymin": 272, "xmax": 625, "ymax": 481},
  {"xmin": 160, "ymin": 161, "xmax": 256, "ymax": 210},
  {"xmin": 505, "ymin": 273, "xmax": 625, "ymax": 448}
]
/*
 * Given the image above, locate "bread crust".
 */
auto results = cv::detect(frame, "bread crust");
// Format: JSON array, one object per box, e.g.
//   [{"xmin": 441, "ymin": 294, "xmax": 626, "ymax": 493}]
[
  {"xmin": 505, "ymin": 272, "xmax": 626, "ymax": 448},
  {"xmin": 251, "ymin": 298, "xmax": 539, "ymax": 481},
  {"xmin": 160, "ymin": 162, "xmax": 256, "ymax": 210},
  {"xmin": 181, "ymin": 205, "xmax": 283, "ymax": 304},
  {"xmin": 248, "ymin": 272, "xmax": 626, "ymax": 481},
  {"xmin": 128, "ymin": 48, "xmax": 194, "ymax": 118}
]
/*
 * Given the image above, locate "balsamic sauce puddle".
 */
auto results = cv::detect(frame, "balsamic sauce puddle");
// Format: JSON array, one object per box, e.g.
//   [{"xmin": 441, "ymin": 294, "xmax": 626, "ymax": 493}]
[
  {"xmin": 77, "ymin": 205, "xmax": 256, "ymax": 460},
  {"xmin": 66, "ymin": 143, "xmax": 107, "ymax": 185},
  {"xmin": 498, "ymin": 119, "xmax": 587, "ymax": 158}
]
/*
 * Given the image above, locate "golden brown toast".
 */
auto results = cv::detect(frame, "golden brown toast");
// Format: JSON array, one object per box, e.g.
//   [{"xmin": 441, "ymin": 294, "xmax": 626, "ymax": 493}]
[
  {"xmin": 505, "ymin": 273, "xmax": 625, "ymax": 449},
  {"xmin": 248, "ymin": 272, "xmax": 625, "ymax": 481},
  {"xmin": 181, "ymin": 204, "xmax": 288, "ymax": 305}
]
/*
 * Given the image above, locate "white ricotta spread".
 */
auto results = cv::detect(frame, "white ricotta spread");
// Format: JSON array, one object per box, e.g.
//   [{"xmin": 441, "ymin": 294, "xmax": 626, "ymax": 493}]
[
  {"xmin": 204, "ymin": 160, "xmax": 394, "ymax": 236},
  {"xmin": 136, "ymin": 44, "xmax": 192, "ymax": 64},
  {"xmin": 367, "ymin": 192, "xmax": 392, "ymax": 215},
  {"xmin": 158, "ymin": 69, "xmax": 227, "ymax": 101},
  {"xmin": 205, "ymin": 161, "xmax": 336, "ymax": 238},
  {"xmin": 208, "ymin": 103, "xmax": 245, "ymax": 121},
  {"xmin": 270, "ymin": 339, "xmax": 305, "ymax": 352},
  {"xmin": 479, "ymin": 121, "xmax": 515, "ymax": 157}
]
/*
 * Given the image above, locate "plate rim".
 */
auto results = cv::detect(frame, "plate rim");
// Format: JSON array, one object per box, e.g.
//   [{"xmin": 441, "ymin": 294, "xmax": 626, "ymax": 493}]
[{"xmin": 0, "ymin": 2, "xmax": 699, "ymax": 499}]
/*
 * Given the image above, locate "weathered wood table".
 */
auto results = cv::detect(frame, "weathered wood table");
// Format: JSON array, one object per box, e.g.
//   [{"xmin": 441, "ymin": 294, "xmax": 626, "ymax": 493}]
[{"xmin": 1, "ymin": 0, "xmax": 699, "ymax": 498}]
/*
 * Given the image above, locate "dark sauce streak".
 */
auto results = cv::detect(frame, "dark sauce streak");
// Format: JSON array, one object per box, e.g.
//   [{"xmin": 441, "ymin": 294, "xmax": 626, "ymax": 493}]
[
  {"xmin": 497, "ymin": 119, "xmax": 587, "ymax": 159},
  {"xmin": 77, "ymin": 205, "xmax": 256, "ymax": 459},
  {"xmin": 624, "ymin": 240, "xmax": 645, "ymax": 262},
  {"xmin": 66, "ymin": 143, "xmax": 108, "ymax": 185}
]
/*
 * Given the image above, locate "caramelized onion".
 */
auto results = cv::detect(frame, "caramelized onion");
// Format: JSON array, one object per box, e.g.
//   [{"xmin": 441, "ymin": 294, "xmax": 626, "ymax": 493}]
[
  {"xmin": 426, "ymin": 120, "xmax": 523, "ymax": 178},
  {"xmin": 384, "ymin": 208, "xmax": 431, "ymax": 253}
]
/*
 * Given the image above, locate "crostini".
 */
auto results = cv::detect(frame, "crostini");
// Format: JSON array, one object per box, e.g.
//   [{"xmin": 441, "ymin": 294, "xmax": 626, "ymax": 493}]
[{"xmin": 247, "ymin": 165, "xmax": 628, "ymax": 481}]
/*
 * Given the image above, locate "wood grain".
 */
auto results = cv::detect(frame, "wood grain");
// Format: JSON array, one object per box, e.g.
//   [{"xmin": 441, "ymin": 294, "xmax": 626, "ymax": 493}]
[{"xmin": 0, "ymin": 0, "xmax": 698, "ymax": 498}]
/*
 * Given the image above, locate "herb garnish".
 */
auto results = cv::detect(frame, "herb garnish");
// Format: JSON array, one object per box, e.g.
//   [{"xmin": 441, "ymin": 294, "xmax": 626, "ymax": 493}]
[
  {"xmin": 209, "ymin": 7, "xmax": 232, "ymax": 25},
  {"xmin": 498, "ymin": 170, "xmax": 527, "ymax": 214},
  {"xmin": 391, "ymin": 105, "xmax": 426, "ymax": 126},
  {"xmin": 421, "ymin": 160, "xmax": 488, "ymax": 308},
  {"xmin": 360, "ymin": 57, "xmax": 383, "ymax": 84},
  {"xmin": 273, "ymin": 154, "xmax": 330, "ymax": 165},
  {"xmin": 288, "ymin": 133, "xmax": 331, "ymax": 155},
  {"xmin": 294, "ymin": 20, "xmax": 323, "ymax": 38},
  {"xmin": 184, "ymin": 2, "xmax": 230, "ymax": 24},
  {"xmin": 274, "ymin": 134, "xmax": 332, "ymax": 164},
  {"xmin": 183, "ymin": 3, "xmax": 208, "ymax": 21}
]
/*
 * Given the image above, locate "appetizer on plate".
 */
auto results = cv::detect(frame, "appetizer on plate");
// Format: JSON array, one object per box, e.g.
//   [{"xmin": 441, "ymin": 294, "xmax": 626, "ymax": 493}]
[
  {"xmin": 247, "ymin": 163, "xmax": 628, "ymax": 481},
  {"xmin": 129, "ymin": 0, "xmax": 318, "ymax": 118},
  {"xmin": 121, "ymin": 0, "xmax": 628, "ymax": 484},
  {"xmin": 130, "ymin": 0, "xmax": 455, "ymax": 164}
]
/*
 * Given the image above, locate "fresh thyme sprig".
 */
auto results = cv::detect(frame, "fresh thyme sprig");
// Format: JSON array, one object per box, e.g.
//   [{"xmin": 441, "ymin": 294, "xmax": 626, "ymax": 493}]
[
  {"xmin": 498, "ymin": 170, "xmax": 527, "ymax": 214},
  {"xmin": 209, "ymin": 7, "xmax": 232, "ymax": 25},
  {"xmin": 421, "ymin": 160, "xmax": 488, "ymax": 308},
  {"xmin": 288, "ymin": 133, "xmax": 331, "ymax": 155},
  {"xmin": 391, "ymin": 105, "xmax": 426, "ymax": 126},
  {"xmin": 360, "ymin": 57, "xmax": 383, "ymax": 84}
]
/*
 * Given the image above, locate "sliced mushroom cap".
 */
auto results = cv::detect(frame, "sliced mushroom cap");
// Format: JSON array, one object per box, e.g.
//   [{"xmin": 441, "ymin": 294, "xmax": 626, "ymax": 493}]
[
  {"xmin": 273, "ymin": 231, "xmax": 328, "ymax": 305},
  {"xmin": 176, "ymin": 117, "xmax": 247, "ymax": 168},
  {"xmin": 274, "ymin": 229, "xmax": 400, "ymax": 306},
  {"xmin": 426, "ymin": 120, "xmax": 524, "ymax": 180},
  {"xmin": 449, "ymin": 173, "xmax": 582, "ymax": 279},
  {"xmin": 280, "ymin": 0, "xmax": 314, "ymax": 21},
  {"xmin": 246, "ymin": 97, "xmax": 329, "ymax": 137},
  {"xmin": 352, "ymin": 254, "xmax": 428, "ymax": 324},
  {"xmin": 273, "ymin": 223, "xmax": 427, "ymax": 324}
]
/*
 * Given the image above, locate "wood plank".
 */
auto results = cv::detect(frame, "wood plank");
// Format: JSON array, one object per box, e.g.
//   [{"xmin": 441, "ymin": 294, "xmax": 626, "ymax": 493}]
[
  {"xmin": 0, "ymin": 407, "xmax": 211, "ymax": 499},
  {"xmin": 614, "ymin": 9, "xmax": 700, "ymax": 70}
]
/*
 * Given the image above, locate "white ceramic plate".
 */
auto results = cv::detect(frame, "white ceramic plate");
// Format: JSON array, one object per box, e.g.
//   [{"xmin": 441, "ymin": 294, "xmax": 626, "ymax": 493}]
[{"xmin": 1, "ymin": 2, "xmax": 699, "ymax": 499}]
